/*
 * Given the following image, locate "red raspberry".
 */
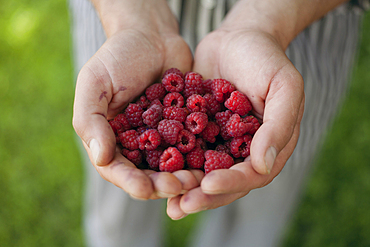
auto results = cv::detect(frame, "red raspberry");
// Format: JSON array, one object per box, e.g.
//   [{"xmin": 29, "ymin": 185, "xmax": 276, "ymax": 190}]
[
  {"xmin": 176, "ymin": 130, "xmax": 196, "ymax": 153},
  {"xmin": 200, "ymin": 121, "xmax": 220, "ymax": 143},
  {"xmin": 202, "ymin": 79, "xmax": 213, "ymax": 94},
  {"xmin": 136, "ymin": 95, "xmax": 151, "ymax": 109},
  {"xmin": 163, "ymin": 92, "xmax": 185, "ymax": 108},
  {"xmin": 119, "ymin": 130, "xmax": 139, "ymax": 150},
  {"xmin": 159, "ymin": 147, "xmax": 184, "ymax": 172},
  {"xmin": 215, "ymin": 142, "xmax": 232, "ymax": 156},
  {"xmin": 145, "ymin": 83, "xmax": 166, "ymax": 101},
  {"xmin": 230, "ymin": 134, "xmax": 252, "ymax": 158},
  {"xmin": 245, "ymin": 115, "xmax": 260, "ymax": 134},
  {"xmin": 109, "ymin": 120, "xmax": 124, "ymax": 143},
  {"xmin": 163, "ymin": 68, "xmax": 184, "ymax": 79},
  {"xmin": 186, "ymin": 94, "xmax": 207, "ymax": 113},
  {"xmin": 163, "ymin": 106, "xmax": 187, "ymax": 123},
  {"xmin": 195, "ymin": 138, "xmax": 207, "ymax": 150},
  {"xmin": 149, "ymin": 99, "xmax": 164, "ymax": 110},
  {"xmin": 204, "ymin": 93, "xmax": 221, "ymax": 116},
  {"xmin": 162, "ymin": 73, "xmax": 185, "ymax": 93},
  {"xmin": 124, "ymin": 103, "xmax": 144, "ymax": 127},
  {"xmin": 185, "ymin": 112, "xmax": 208, "ymax": 134},
  {"xmin": 142, "ymin": 104, "xmax": 162, "ymax": 128},
  {"xmin": 226, "ymin": 114, "xmax": 254, "ymax": 137},
  {"xmin": 145, "ymin": 148, "xmax": 164, "ymax": 170},
  {"xmin": 138, "ymin": 129, "xmax": 161, "ymax": 151},
  {"xmin": 157, "ymin": 119, "xmax": 184, "ymax": 145},
  {"xmin": 215, "ymin": 110, "xmax": 233, "ymax": 140},
  {"xmin": 186, "ymin": 147, "xmax": 205, "ymax": 169},
  {"xmin": 114, "ymin": 113, "xmax": 132, "ymax": 131},
  {"xmin": 136, "ymin": 126, "xmax": 149, "ymax": 135},
  {"xmin": 184, "ymin": 72, "xmax": 203, "ymax": 98},
  {"xmin": 224, "ymin": 91, "xmax": 252, "ymax": 116},
  {"xmin": 212, "ymin": 78, "xmax": 236, "ymax": 103},
  {"xmin": 122, "ymin": 149, "xmax": 142, "ymax": 166},
  {"xmin": 204, "ymin": 150, "xmax": 234, "ymax": 174}
]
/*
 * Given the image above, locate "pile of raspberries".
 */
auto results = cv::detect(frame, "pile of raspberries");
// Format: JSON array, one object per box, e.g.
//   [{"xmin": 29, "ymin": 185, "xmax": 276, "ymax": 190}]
[{"xmin": 109, "ymin": 68, "xmax": 260, "ymax": 174}]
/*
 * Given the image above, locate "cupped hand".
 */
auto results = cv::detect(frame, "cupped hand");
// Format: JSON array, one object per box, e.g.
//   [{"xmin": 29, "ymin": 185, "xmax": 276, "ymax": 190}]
[
  {"xmin": 72, "ymin": 27, "xmax": 201, "ymax": 200},
  {"xmin": 167, "ymin": 29, "xmax": 304, "ymax": 219}
]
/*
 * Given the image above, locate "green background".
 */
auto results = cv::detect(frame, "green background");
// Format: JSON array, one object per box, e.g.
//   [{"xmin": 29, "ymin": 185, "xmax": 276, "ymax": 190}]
[{"xmin": 1, "ymin": 1, "xmax": 370, "ymax": 246}]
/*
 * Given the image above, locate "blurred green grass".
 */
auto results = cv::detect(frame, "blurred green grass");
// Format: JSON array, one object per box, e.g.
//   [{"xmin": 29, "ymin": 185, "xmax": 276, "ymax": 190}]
[{"xmin": 1, "ymin": 1, "xmax": 370, "ymax": 247}]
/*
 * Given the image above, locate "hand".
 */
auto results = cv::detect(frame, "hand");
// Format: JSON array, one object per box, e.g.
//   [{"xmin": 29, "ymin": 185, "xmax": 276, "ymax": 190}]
[
  {"xmin": 167, "ymin": 28, "xmax": 304, "ymax": 219},
  {"xmin": 72, "ymin": 1, "xmax": 201, "ymax": 200}
]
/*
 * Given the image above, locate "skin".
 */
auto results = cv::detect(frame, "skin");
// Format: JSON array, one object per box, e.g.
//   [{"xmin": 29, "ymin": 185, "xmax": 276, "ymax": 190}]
[{"xmin": 72, "ymin": 0, "xmax": 349, "ymax": 217}]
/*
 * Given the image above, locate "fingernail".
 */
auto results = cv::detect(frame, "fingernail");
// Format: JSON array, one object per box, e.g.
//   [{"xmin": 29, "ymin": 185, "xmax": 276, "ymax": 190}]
[
  {"xmin": 90, "ymin": 139, "xmax": 100, "ymax": 165},
  {"xmin": 172, "ymin": 213, "xmax": 188, "ymax": 220},
  {"xmin": 156, "ymin": 191, "xmax": 177, "ymax": 198},
  {"xmin": 264, "ymin": 146, "xmax": 277, "ymax": 174}
]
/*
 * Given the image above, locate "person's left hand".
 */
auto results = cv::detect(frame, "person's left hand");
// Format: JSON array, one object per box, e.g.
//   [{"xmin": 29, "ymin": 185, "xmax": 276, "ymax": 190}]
[{"xmin": 166, "ymin": 27, "xmax": 304, "ymax": 219}]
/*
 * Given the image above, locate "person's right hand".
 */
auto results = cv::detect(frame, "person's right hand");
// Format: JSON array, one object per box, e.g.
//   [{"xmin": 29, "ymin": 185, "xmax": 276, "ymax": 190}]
[{"xmin": 72, "ymin": 0, "xmax": 203, "ymax": 200}]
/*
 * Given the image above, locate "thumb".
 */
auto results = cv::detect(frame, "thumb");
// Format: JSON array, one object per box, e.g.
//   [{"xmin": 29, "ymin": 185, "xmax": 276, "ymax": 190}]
[
  {"xmin": 73, "ymin": 65, "xmax": 116, "ymax": 166},
  {"xmin": 251, "ymin": 65, "xmax": 304, "ymax": 175}
]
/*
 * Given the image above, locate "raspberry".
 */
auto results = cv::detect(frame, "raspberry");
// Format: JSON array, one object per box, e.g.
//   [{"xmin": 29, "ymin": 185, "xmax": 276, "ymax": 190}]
[
  {"xmin": 163, "ymin": 68, "xmax": 184, "ymax": 79},
  {"xmin": 157, "ymin": 119, "xmax": 184, "ymax": 145},
  {"xmin": 136, "ymin": 95, "xmax": 150, "ymax": 109},
  {"xmin": 230, "ymin": 134, "xmax": 252, "ymax": 158},
  {"xmin": 124, "ymin": 103, "xmax": 144, "ymax": 127},
  {"xmin": 109, "ymin": 120, "xmax": 124, "ymax": 143},
  {"xmin": 202, "ymin": 79, "xmax": 213, "ymax": 94},
  {"xmin": 163, "ymin": 92, "xmax": 185, "ymax": 108},
  {"xmin": 215, "ymin": 110, "xmax": 233, "ymax": 140},
  {"xmin": 204, "ymin": 150, "xmax": 234, "ymax": 174},
  {"xmin": 195, "ymin": 138, "xmax": 207, "ymax": 150},
  {"xmin": 215, "ymin": 142, "xmax": 232, "ymax": 156},
  {"xmin": 145, "ymin": 83, "xmax": 166, "ymax": 101},
  {"xmin": 200, "ymin": 121, "xmax": 220, "ymax": 143},
  {"xmin": 142, "ymin": 104, "xmax": 162, "ymax": 128},
  {"xmin": 224, "ymin": 91, "xmax": 252, "ymax": 116},
  {"xmin": 176, "ymin": 130, "xmax": 196, "ymax": 153},
  {"xmin": 184, "ymin": 72, "xmax": 203, "ymax": 98},
  {"xmin": 186, "ymin": 94, "xmax": 207, "ymax": 113},
  {"xmin": 186, "ymin": 147, "xmax": 205, "ymax": 169},
  {"xmin": 114, "ymin": 113, "xmax": 132, "ymax": 131},
  {"xmin": 122, "ymin": 149, "xmax": 142, "ymax": 166},
  {"xmin": 226, "ymin": 114, "xmax": 254, "ymax": 137},
  {"xmin": 245, "ymin": 115, "xmax": 260, "ymax": 134},
  {"xmin": 149, "ymin": 99, "xmax": 164, "ymax": 110},
  {"xmin": 162, "ymin": 73, "xmax": 185, "ymax": 93},
  {"xmin": 145, "ymin": 149, "xmax": 164, "ymax": 170},
  {"xmin": 185, "ymin": 112, "xmax": 208, "ymax": 134},
  {"xmin": 204, "ymin": 93, "xmax": 221, "ymax": 116},
  {"xmin": 159, "ymin": 147, "xmax": 184, "ymax": 172},
  {"xmin": 212, "ymin": 78, "xmax": 236, "ymax": 103},
  {"xmin": 138, "ymin": 129, "xmax": 161, "ymax": 151},
  {"xmin": 119, "ymin": 130, "xmax": 139, "ymax": 150},
  {"xmin": 163, "ymin": 106, "xmax": 187, "ymax": 123},
  {"xmin": 136, "ymin": 126, "xmax": 149, "ymax": 135}
]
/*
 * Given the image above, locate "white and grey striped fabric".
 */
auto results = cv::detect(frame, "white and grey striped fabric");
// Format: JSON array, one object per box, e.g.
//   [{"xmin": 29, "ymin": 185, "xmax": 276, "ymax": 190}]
[{"xmin": 69, "ymin": 1, "xmax": 368, "ymax": 246}]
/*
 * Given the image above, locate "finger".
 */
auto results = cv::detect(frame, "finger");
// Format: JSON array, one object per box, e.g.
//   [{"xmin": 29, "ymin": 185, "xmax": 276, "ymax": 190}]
[
  {"xmin": 73, "ymin": 65, "xmax": 116, "ymax": 166},
  {"xmin": 179, "ymin": 187, "xmax": 245, "ymax": 214},
  {"xmin": 149, "ymin": 172, "xmax": 182, "ymax": 198},
  {"xmin": 84, "ymin": 142, "xmax": 155, "ymax": 199},
  {"xmin": 167, "ymin": 195, "xmax": 188, "ymax": 220},
  {"xmin": 172, "ymin": 169, "xmax": 204, "ymax": 194},
  {"xmin": 251, "ymin": 65, "xmax": 304, "ymax": 174},
  {"xmin": 200, "ymin": 162, "xmax": 266, "ymax": 195}
]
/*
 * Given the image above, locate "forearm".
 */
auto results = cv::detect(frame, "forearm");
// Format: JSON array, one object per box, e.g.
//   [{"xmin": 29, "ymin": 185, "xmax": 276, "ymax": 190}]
[
  {"xmin": 90, "ymin": 0, "xmax": 178, "ymax": 37},
  {"xmin": 221, "ymin": 0, "xmax": 349, "ymax": 49}
]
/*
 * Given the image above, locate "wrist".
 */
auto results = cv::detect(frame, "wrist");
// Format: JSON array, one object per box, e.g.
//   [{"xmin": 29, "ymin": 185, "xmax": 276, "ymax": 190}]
[
  {"xmin": 90, "ymin": 0, "xmax": 178, "ymax": 38},
  {"xmin": 219, "ymin": 0, "xmax": 349, "ymax": 50}
]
